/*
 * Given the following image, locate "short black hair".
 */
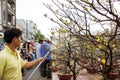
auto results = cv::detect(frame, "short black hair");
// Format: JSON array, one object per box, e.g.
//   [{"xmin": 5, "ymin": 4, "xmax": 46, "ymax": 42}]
[
  {"xmin": 4, "ymin": 28, "xmax": 22, "ymax": 43},
  {"xmin": 38, "ymin": 39, "xmax": 43, "ymax": 43}
]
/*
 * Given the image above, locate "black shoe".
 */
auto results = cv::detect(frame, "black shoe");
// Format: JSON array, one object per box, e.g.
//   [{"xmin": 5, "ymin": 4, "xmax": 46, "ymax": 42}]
[{"xmin": 47, "ymin": 77, "xmax": 52, "ymax": 80}]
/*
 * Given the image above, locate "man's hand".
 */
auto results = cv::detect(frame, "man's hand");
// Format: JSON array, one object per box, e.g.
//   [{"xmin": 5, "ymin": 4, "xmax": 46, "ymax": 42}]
[{"xmin": 37, "ymin": 57, "xmax": 45, "ymax": 63}]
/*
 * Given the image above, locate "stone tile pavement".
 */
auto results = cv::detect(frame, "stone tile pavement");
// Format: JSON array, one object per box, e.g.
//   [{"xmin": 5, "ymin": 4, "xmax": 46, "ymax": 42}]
[
  {"xmin": 22, "ymin": 66, "xmax": 55, "ymax": 80},
  {"xmin": 77, "ymin": 69, "xmax": 103, "ymax": 80},
  {"xmin": 52, "ymin": 72, "xmax": 59, "ymax": 80},
  {"xmin": 22, "ymin": 66, "xmax": 41, "ymax": 80},
  {"xmin": 52, "ymin": 69, "xmax": 103, "ymax": 80},
  {"xmin": 22, "ymin": 67, "xmax": 103, "ymax": 80}
]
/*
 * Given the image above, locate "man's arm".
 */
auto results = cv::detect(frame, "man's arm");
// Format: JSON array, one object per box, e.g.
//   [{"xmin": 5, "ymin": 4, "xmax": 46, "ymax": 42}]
[{"xmin": 23, "ymin": 57, "xmax": 44, "ymax": 68}]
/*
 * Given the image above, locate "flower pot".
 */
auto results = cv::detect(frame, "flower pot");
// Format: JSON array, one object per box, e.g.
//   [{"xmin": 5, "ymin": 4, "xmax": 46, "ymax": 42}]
[
  {"xmin": 110, "ymin": 72, "xmax": 119, "ymax": 79},
  {"xmin": 81, "ymin": 60, "xmax": 88, "ymax": 64},
  {"xmin": 113, "ymin": 64, "xmax": 119, "ymax": 68},
  {"xmin": 86, "ymin": 68, "xmax": 98, "ymax": 74},
  {"xmin": 51, "ymin": 67, "xmax": 61, "ymax": 72},
  {"xmin": 105, "ymin": 65, "xmax": 110, "ymax": 70},
  {"xmin": 58, "ymin": 73, "xmax": 72, "ymax": 80}
]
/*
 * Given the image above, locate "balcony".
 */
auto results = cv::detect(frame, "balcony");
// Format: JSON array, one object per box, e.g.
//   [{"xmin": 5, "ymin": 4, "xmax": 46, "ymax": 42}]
[
  {"xmin": 8, "ymin": 0, "xmax": 15, "ymax": 4},
  {"xmin": 2, "ymin": 21, "xmax": 7, "ymax": 27},
  {"xmin": 7, "ymin": 3, "xmax": 15, "ymax": 15},
  {"xmin": 8, "ymin": 21, "xmax": 15, "ymax": 28}
]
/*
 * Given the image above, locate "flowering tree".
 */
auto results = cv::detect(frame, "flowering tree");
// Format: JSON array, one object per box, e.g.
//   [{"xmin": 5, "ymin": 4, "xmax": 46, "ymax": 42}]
[
  {"xmin": 50, "ymin": 28, "xmax": 82, "ymax": 80},
  {"xmin": 44, "ymin": 0, "xmax": 120, "ymax": 80}
]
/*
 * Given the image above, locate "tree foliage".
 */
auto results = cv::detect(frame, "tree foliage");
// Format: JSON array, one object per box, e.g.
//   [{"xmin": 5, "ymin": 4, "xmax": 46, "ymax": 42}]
[
  {"xmin": 44, "ymin": 0, "xmax": 120, "ymax": 80},
  {"xmin": 35, "ymin": 30, "xmax": 45, "ymax": 41}
]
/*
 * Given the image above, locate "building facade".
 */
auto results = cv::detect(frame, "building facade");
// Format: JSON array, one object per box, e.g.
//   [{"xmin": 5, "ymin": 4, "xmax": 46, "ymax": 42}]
[
  {"xmin": 0, "ymin": 0, "xmax": 16, "ymax": 44},
  {"xmin": 16, "ymin": 19, "xmax": 38, "ymax": 41},
  {"xmin": 0, "ymin": 0, "xmax": 16, "ymax": 32}
]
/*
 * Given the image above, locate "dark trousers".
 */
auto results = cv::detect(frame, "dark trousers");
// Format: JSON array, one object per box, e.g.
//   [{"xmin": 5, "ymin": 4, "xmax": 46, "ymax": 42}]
[
  {"xmin": 40, "ymin": 60, "xmax": 52, "ymax": 79},
  {"xmin": 21, "ymin": 69, "xmax": 26, "ymax": 76}
]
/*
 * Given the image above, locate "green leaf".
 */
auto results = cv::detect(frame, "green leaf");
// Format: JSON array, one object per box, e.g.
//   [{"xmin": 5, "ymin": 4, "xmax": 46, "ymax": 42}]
[
  {"xmin": 61, "ymin": 3, "xmax": 64, "ymax": 8},
  {"xmin": 51, "ymin": 31, "xmax": 55, "ymax": 35},
  {"xmin": 85, "ymin": 0, "xmax": 89, "ymax": 2},
  {"xmin": 60, "ymin": 28, "xmax": 66, "ymax": 34},
  {"xmin": 85, "ymin": 6, "xmax": 89, "ymax": 11},
  {"xmin": 55, "ymin": 9, "xmax": 59, "ymax": 13}
]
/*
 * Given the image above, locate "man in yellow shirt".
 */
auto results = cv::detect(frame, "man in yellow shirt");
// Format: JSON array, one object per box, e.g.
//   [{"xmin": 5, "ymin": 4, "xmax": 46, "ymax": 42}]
[{"xmin": 0, "ymin": 28, "xmax": 44, "ymax": 80}]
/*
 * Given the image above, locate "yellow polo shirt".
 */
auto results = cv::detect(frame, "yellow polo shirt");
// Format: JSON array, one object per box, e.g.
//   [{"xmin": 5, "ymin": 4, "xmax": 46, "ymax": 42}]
[{"xmin": 0, "ymin": 45, "xmax": 26, "ymax": 80}]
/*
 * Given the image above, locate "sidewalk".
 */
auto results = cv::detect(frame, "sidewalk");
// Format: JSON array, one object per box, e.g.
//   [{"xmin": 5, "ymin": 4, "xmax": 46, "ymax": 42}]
[
  {"xmin": 22, "ymin": 66, "xmax": 60, "ymax": 80},
  {"xmin": 22, "ymin": 67, "xmax": 103, "ymax": 80},
  {"xmin": 52, "ymin": 72, "xmax": 59, "ymax": 80},
  {"xmin": 22, "ymin": 66, "xmax": 41, "ymax": 80},
  {"xmin": 77, "ymin": 69, "xmax": 103, "ymax": 80},
  {"xmin": 52, "ymin": 69, "xmax": 103, "ymax": 80},
  {"xmin": 22, "ymin": 66, "xmax": 58, "ymax": 80}
]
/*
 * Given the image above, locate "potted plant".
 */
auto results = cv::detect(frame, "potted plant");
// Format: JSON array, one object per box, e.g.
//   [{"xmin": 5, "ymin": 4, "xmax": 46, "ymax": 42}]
[
  {"xmin": 110, "ymin": 72, "xmax": 119, "ymax": 79},
  {"xmin": 54, "ymin": 49, "xmax": 73, "ymax": 80},
  {"xmin": 86, "ymin": 67, "xmax": 98, "ymax": 74},
  {"xmin": 57, "ymin": 63, "xmax": 72, "ymax": 80},
  {"xmin": 58, "ymin": 73, "xmax": 72, "ymax": 80},
  {"xmin": 44, "ymin": 0, "xmax": 120, "ymax": 79},
  {"xmin": 50, "ymin": 27, "xmax": 84, "ymax": 80},
  {"xmin": 50, "ymin": 58, "xmax": 61, "ymax": 72},
  {"xmin": 51, "ymin": 67, "xmax": 61, "ymax": 72},
  {"xmin": 85, "ymin": 59, "xmax": 100, "ymax": 74},
  {"xmin": 109, "ymin": 68, "xmax": 119, "ymax": 80}
]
